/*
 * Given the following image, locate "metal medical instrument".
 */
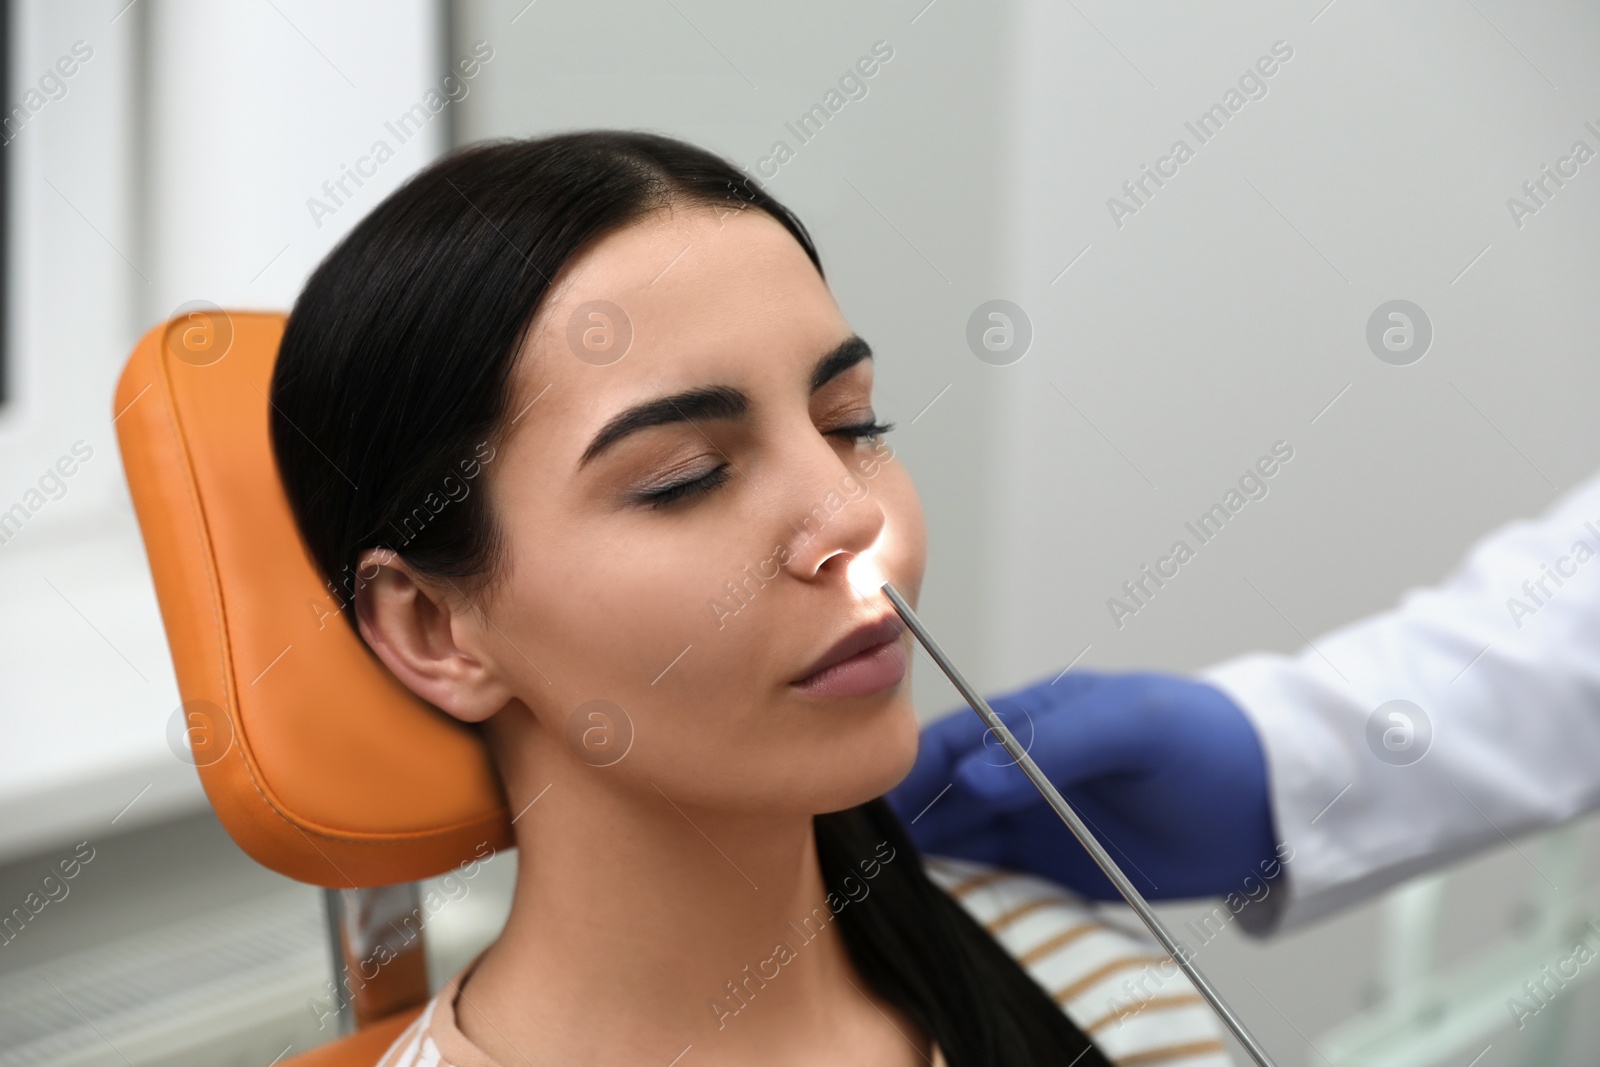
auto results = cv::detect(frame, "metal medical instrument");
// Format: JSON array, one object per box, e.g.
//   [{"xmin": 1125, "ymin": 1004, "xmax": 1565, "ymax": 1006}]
[{"xmin": 879, "ymin": 580, "xmax": 1279, "ymax": 1067}]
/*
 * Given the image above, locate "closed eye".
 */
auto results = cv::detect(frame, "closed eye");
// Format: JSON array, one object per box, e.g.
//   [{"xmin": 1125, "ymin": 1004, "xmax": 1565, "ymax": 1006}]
[
  {"xmin": 633, "ymin": 418, "xmax": 894, "ymax": 511},
  {"xmin": 829, "ymin": 418, "xmax": 895, "ymax": 444},
  {"xmin": 634, "ymin": 464, "xmax": 734, "ymax": 509}
]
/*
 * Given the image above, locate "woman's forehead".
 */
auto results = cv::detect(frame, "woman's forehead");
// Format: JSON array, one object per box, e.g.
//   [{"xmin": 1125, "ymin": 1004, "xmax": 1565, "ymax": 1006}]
[
  {"xmin": 535, "ymin": 204, "xmax": 829, "ymax": 343},
  {"xmin": 507, "ymin": 206, "xmax": 847, "ymax": 451}
]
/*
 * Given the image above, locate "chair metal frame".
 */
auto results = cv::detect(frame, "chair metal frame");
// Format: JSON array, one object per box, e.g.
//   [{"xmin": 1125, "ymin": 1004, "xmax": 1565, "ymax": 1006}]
[{"xmin": 320, "ymin": 885, "xmax": 433, "ymax": 1034}]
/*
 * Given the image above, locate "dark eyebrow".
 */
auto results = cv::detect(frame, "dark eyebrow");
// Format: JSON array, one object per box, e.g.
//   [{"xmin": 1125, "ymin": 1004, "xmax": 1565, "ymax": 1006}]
[
  {"xmin": 810, "ymin": 333, "xmax": 873, "ymax": 392},
  {"xmin": 578, "ymin": 385, "xmax": 747, "ymax": 469},
  {"xmin": 577, "ymin": 334, "xmax": 873, "ymax": 468}
]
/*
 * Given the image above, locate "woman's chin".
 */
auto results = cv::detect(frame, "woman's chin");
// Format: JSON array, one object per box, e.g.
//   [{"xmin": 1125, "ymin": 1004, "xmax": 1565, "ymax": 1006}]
[{"xmin": 808, "ymin": 696, "xmax": 922, "ymax": 811}]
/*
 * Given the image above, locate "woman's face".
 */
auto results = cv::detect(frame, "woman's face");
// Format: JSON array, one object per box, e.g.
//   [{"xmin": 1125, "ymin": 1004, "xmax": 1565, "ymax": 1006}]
[{"xmin": 456, "ymin": 201, "xmax": 927, "ymax": 815}]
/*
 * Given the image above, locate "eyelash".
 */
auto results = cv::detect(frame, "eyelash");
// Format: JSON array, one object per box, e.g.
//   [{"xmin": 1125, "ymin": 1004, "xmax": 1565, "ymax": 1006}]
[
  {"xmin": 635, "ymin": 418, "xmax": 896, "ymax": 510},
  {"xmin": 833, "ymin": 417, "xmax": 895, "ymax": 445},
  {"xmin": 638, "ymin": 465, "xmax": 734, "ymax": 509}
]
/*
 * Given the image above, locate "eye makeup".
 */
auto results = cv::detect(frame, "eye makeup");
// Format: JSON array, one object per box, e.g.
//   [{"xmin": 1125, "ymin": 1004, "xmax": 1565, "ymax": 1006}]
[{"xmin": 634, "ymin": 462, "xmax": 733, "ymax": 509}]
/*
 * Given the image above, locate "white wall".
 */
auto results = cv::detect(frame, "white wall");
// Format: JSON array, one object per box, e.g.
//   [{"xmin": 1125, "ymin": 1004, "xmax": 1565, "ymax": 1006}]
[
  {"xmin": 142, "ymin": 0, "xmax": 446, "ymax": 320},
  {"xmin": 993, "ymin": 0, "xmax": 1600, "ymax": 684},
  {"xmin": 991, "ymin": 1, "xmax": 1600, "ymax": 1063}
]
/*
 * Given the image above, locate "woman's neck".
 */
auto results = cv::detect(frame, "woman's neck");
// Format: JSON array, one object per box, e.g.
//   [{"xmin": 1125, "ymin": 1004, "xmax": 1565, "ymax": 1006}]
[{"xmin": 456, "ymin": 756, "xmax": 933, "ymax": 1067}]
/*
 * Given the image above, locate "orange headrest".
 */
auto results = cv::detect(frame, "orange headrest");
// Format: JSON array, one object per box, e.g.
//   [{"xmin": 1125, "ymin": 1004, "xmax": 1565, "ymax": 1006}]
[{"xmin": 114, "ymin": 310, "xmax": 512, "ymax": 888}]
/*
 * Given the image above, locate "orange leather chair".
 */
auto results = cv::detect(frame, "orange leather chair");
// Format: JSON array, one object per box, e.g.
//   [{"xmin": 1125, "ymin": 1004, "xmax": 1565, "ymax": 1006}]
[{"xmin": 114, "ymin": 310, "xmax": 514, "ymax": 1064}]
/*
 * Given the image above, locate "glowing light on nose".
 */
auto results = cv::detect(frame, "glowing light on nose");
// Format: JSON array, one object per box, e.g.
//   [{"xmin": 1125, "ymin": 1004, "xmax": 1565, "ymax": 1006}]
[{"xmin": 846, "ymin": 547, "xmax": 887, "ymax": 599}]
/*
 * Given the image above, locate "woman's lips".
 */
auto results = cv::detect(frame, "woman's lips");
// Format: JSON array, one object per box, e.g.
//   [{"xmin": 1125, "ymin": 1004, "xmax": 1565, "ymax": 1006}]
[{"xmin": 789, "ymin": 634, "xmax": 907, "ymax": 698}]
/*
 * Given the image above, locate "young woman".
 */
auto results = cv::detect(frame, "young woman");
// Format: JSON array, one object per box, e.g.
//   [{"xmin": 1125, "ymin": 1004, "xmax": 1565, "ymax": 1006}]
[{"xmin": 269, "ymin": 131, "xmax": 1229, "ymax": 1067}]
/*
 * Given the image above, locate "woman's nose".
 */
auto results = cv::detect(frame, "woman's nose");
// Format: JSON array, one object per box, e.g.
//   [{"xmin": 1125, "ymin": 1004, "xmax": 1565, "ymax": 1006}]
[{"xmin": 777, "ymin": 441, "xmax": 888, "ymax": 583}]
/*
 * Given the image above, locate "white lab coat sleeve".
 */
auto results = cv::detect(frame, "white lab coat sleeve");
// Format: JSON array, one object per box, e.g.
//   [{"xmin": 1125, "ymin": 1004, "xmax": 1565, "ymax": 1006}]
[{"xmin": 1199, "ymin": 467, "xmax": 1600, "ymax": 936}]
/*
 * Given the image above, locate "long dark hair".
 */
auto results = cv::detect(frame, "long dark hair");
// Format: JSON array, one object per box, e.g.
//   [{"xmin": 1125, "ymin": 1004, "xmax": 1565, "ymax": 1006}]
[{"xmin": 269, "ymin": 130, "xmax": 1110, "ymax": 1067}]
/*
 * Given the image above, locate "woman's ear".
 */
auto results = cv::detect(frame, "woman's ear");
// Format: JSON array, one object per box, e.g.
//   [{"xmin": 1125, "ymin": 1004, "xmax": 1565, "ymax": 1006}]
[{"xmin": 351, "ymin": 547, "xmax": 513, "ymax": 723}]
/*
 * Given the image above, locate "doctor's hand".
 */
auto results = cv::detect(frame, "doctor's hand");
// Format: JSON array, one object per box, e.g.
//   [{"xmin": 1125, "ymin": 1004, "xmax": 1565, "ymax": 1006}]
[{"xmin": 885, "ymin": 671, "xmax": 1279, "ymax": 900}]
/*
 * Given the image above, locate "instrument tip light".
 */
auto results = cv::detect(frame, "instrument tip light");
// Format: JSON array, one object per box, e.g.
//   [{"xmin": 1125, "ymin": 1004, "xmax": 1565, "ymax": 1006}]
[{"xmin": 846, "ymin": 551, "xmax": 886, "ymax": 599}]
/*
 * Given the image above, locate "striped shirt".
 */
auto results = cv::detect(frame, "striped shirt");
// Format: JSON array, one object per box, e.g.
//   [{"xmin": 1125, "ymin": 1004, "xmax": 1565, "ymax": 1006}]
[
  {"xmin": 378, "ymin": 856, "xmax": 1233, "ymax": 1067},
  {"xmin": 924, "ymin": 856, "xmax": 1232, "ymax": 1067}
]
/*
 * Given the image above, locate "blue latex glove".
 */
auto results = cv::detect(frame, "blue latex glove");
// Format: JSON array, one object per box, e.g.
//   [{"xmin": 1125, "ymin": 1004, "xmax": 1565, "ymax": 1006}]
[{"xmin": 885, "ymin": 670, "xmax": 1279, "ymax": 900}]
